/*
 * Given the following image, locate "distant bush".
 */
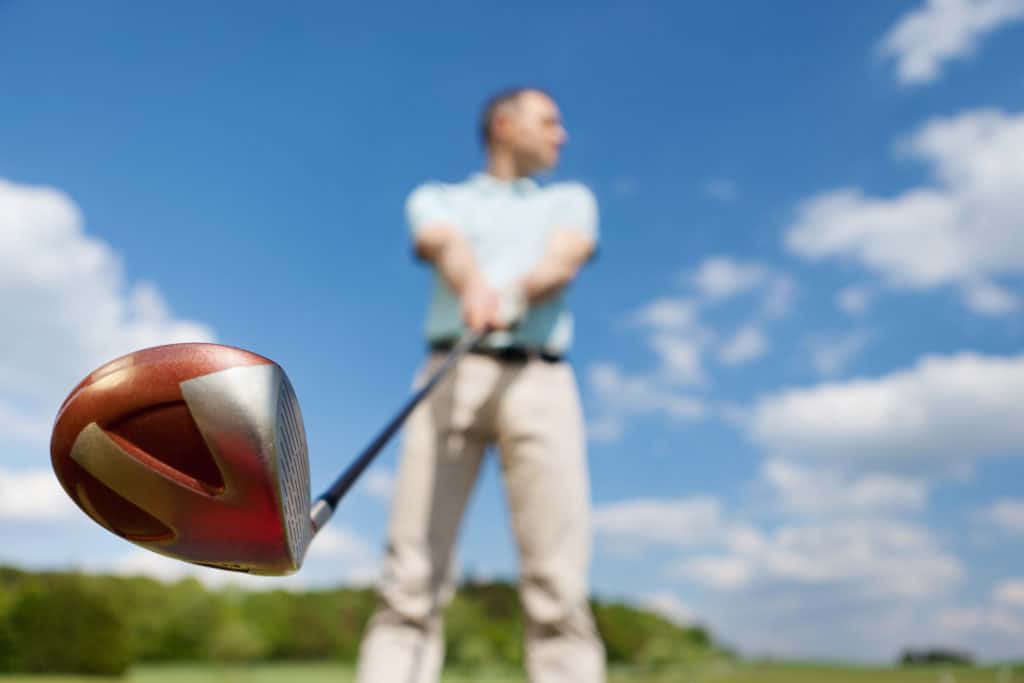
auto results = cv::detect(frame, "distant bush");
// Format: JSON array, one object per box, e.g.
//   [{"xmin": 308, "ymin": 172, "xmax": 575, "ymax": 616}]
[
  {"xmin": 2, "ymin": 578, "xmax": 132, "ymax": 676},
  {"xmin": 594, "ymin": 601, "xmax": 716, "ymax": 669},
  {"xmin": 0, "ymin": 566, "xmax": 724, "ymax": 674},
  {"xmin": 900, "ymin": 647, "xmax": 974, "ymax": 666}
]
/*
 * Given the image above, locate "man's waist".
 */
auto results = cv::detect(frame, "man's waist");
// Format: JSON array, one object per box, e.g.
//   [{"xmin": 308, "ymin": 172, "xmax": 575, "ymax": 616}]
[{"xmin": 428, "ymin": 338, "xmax": 565, "ymax": 364}]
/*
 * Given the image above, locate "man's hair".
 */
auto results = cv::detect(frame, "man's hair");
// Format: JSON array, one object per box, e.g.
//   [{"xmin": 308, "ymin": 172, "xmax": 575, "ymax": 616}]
[{"xmin": 479, "ymin": 86, "xmax": 553, "ymax": 147}]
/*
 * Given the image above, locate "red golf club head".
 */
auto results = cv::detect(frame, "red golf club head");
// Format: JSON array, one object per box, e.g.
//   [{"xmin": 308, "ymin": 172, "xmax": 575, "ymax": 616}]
[{"xmin": 50, "ymin": 343, "xmax": 312, "ymax": 575}]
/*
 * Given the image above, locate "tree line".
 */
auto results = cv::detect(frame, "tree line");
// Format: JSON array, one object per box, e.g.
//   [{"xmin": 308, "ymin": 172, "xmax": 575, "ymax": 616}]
[{"xmin": 0, "ymin": 566, "xmax": 724, "ymax": 676}]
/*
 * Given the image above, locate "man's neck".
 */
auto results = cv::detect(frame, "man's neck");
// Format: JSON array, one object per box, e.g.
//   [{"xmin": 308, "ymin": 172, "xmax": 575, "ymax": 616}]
[{"xmin": 486, "ymin": 152, "xmax": 529, "ymax": 181}]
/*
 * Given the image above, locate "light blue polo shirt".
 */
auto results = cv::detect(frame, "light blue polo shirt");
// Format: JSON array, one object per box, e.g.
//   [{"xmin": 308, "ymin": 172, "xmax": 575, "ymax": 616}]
[{"xmin": 406, "ymin": 173, "xmax": 598, "ymax": 354}]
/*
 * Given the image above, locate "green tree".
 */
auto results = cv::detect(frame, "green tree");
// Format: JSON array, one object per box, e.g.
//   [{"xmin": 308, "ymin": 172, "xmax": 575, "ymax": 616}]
[{"xmin": 4, "ymin": 578, "xmax": 133, "ymax": 675}]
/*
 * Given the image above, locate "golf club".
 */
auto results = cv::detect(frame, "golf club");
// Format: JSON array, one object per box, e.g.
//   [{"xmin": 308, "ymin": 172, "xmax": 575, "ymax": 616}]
[{"xmin": 50, "ymin": 330, "xmax": 486, "ymax": 576}]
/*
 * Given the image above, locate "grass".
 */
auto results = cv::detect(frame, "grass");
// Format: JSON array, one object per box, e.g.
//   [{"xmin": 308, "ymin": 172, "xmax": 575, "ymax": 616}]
[{"xmin": 0, "ymin": 661, "xmax": 1021, "ymax": 682}]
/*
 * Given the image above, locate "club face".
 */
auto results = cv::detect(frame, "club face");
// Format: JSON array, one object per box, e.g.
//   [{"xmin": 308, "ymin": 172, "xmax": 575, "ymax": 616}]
[{"xmin": 54, "ymin": 345, "xmax": 312, "ymax": 576}]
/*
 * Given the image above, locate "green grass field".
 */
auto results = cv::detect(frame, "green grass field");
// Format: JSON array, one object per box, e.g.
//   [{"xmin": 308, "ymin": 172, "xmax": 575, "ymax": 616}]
[{"xmin": 1, "ymin": 661, "xmax": 1022, "ymax": 683}]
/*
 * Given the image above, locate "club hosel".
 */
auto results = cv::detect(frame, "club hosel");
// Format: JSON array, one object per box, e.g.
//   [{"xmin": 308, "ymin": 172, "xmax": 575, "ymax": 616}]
[{"xmin": 310, "ymin": 498, "xmax": 335, "ymax": 533}]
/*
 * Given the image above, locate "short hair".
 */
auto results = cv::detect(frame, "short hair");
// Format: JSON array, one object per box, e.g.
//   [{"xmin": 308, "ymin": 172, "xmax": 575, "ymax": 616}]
[{"xmin": 479, "ymin": 87, "xmax": 553, "ymax": 147}]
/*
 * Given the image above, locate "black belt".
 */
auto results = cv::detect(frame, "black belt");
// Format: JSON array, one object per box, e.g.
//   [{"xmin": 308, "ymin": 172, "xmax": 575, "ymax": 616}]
[{"xmin": 429, "ymin": 339, "xmax": 564, "ymax": 364}]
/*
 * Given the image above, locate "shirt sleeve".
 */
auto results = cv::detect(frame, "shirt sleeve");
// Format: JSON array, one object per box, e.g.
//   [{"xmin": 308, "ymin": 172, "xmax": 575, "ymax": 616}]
[
  {"xmin": 405, "ymin": 183, "xmax": 454, "ymax": 239},
  {"xmin": 550, "ymin": 182, "xmax": 599, "ymax": 244}
]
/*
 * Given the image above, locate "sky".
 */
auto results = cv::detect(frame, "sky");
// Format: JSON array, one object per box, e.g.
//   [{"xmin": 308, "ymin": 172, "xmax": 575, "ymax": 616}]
[{"xmin": 2, "ymin": 0, "xmax": 1024, "ymax": 664}]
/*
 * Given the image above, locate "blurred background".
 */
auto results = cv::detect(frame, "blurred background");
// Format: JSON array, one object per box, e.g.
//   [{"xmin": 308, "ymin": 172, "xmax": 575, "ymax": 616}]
[{"xmin": 1, "ymin": 0, "xmax": 1023, "ymax": 678}]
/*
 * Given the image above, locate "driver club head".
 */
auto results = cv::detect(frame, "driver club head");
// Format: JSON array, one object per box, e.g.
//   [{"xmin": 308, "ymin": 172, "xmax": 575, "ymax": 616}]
[{"xmin": 50, "ymin": 344, "xmax": 313, "ymax": 575}]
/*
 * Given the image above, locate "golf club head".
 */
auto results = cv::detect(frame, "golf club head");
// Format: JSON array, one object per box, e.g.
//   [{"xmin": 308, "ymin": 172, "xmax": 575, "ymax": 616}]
[{"xmin": 50, "ymin": 344, "xmax": 312, "ymax": 575}]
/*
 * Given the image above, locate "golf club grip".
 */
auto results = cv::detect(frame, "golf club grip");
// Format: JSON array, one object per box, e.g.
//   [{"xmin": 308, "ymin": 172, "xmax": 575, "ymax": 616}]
[{"xmin": 310, "ymin": 329, "xmax": 488, "ymax": 531}]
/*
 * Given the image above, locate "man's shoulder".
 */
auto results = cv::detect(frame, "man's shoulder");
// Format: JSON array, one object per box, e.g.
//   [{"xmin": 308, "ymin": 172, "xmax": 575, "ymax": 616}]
[
  {"xmin": 540, "ymin": 180, "xmax": 597, "ymax": 203},
  {"xmin": 408, "ymin": 176, "xmax": 475, "ymax": 196}
]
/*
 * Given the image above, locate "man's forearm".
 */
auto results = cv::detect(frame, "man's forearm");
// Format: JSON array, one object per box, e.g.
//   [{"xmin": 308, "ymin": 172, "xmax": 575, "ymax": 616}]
[
  {"xmin": 417, "ymin": 225, "xmax": 486, "ymax": 295},
  {"xmin": 519, "ymin": 230, "xmax": 595, "ymax": 303}
]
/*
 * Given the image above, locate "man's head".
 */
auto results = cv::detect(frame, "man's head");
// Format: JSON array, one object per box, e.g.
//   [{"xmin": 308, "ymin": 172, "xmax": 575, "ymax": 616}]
[{"xmin": 480, "ymin": 88, "xmax": 567, "ymax": 177}]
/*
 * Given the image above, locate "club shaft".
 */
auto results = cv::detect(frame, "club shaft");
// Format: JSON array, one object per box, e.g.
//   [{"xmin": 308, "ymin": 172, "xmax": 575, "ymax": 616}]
[{"xmin": 310, "ymin": 330, "xmax": 486, "ymax": 532}]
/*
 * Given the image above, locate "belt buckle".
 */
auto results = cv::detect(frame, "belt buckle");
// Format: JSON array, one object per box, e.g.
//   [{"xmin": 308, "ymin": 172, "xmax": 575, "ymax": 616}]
[{"xmin": 496, "ymin": 346, "xmax": 529, "ymax": 363}]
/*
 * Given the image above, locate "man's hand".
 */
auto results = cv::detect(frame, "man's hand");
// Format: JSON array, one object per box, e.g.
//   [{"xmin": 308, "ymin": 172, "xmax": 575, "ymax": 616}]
[
  {"xmin": 460, "ymin": 276, "xmax": 502, "ymax": 333},
  {"xmin": 497, "ymin": 284, "xmax": 527, "ymax": 328}
]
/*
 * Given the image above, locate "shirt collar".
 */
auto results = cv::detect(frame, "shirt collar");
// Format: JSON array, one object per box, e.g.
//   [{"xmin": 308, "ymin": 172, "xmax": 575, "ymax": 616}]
[{"xmin": 470, "ymin": 172, "xmax": 538, "ymax": 195}]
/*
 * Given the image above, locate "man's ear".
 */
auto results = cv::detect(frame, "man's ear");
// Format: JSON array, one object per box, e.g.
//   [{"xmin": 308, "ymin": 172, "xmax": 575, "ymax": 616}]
[{"xmin": 490, "ymin": 106, "xmax": 515, "ymax": 145}]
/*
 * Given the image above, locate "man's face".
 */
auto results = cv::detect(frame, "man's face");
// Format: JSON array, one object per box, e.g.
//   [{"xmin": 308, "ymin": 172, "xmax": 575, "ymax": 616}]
[{"xmin": 496, "ymin": 91, "xmax": 567, "ymax": 174}]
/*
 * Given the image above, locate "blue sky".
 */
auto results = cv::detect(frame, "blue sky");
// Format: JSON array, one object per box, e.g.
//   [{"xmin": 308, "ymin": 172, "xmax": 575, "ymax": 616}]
[{"xmin": 2, "ymin": 0, "xmax": 1024, "ymax": 663}]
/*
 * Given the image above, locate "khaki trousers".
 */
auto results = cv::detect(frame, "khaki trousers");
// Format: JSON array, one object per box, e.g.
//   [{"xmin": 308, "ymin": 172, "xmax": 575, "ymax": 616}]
[{"xmin": 355, "ymin": 352, "xmax": 606, "ymax": 683}]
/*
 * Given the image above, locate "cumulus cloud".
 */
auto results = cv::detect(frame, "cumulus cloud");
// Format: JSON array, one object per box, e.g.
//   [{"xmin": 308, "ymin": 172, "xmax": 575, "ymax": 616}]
[
  {"xmin": 674, "ymin": 518, "xmax": 962, "ymax": 600},
  {"xmin": 691, "ymin": 258, "xmax": 770, "ymax": 302},
  {"xmin": 836, "ymin": 284, "xmax": 874, "ymax": 317},
  {"xmin": 750, "ymin": 351, "xmax": 1024, "ymax": 469},
  {"xmin": 83, "ymin": 524, "xmax": 377, "ymax": 589},
  {"xmin": 879, "ymin": 0, "xmax": 1024, "ymax": 85},
  {"xmin": 937, "ymin": 605, "xmax": 1024, "ymax": 643},
  {"xmin": 785, "ymin": 109, "xmax": 1024, "ymax": 315},
  {"xmin": 641, "ymin": 591, "xmax": 699, "ymax": 626},
  {"xmin": 762, "ymin": 460, "xmax": 927, "ymax": 514},
  {"xmin": 994, "ymin": 579, "xmax": 1024, "ymax": 608},
  {"xmin": 593, "ymin": 496, "xmax": 725, "ymax": 549},
  {"xmin": 982, "ymin": 498, "xmax": 1024, "ymax": 534},
  {"xmin": 0, "ymin": 178, "xmax": 215, "ymax": 441},
  {"xmin": 592, "ymin": 257, "xmax": 796, "ymax": 441},
  {"xmin": 587, "ymin": 363, "xmax": 706, "ymax": 437},
  {"xmin": 719, "ymin": 325, "xmax": 768, "ymax": 367},
  {"xmin": 807, "ymin": 330, "xmax": 872, "ymax": 377},
  {"xmin": 0, "ymin": 466, "xmax": 80, "ymax": 521},
  {"xmin": 630, "ymin": 297, "xmax": 701, "ymax": 332},
  {"xmin": 0, "ymin": 402, "xmax": 52, "ymax": 447},
  {"xmin": 362, "ymin": 468, "xmax": 394, "ymax": 501}
]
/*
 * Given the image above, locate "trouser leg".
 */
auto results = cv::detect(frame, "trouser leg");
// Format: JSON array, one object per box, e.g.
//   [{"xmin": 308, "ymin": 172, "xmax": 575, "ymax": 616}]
[
  {"xmin": 356, "ymin": 355, "xmax": 498, "ymax": 683},
  {"xmin": 496, "ymin": 360, "xmax": 606, "ymax": 683}
]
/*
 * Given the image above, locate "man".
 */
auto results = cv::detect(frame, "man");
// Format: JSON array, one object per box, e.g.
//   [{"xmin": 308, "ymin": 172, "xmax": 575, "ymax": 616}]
[{"xmin": 355, "ymin": 87, "xmax": 604, "ymax": 683}]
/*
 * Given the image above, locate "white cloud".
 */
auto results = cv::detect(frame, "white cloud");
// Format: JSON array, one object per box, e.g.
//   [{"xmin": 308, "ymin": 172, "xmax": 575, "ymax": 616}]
[
  {"xmin": 761, "ymin": 275, "xmax": 797, "ymax": 320},
  {"xmin": 82, "ymin": 523, "xmax": 378, "ymax": 589},
  {"xmin": 620, "ymin": 259, "xmax": 795, "ymax": 398},
  {"xmin": 762, "ymin": 460, "xmax": 927, "ymax": 514},
  {"xmin": 641, "ymin": 591, "xmax": 699, "ymax": 626},
  {"xmin": 676, "ymin": 519, "xmax": 962, "ymax": 600},
  {"xmin": 937, "ymin": 605, "xmax": 1024, "ymax": 639},
  {"xmin": 676, "ymin": 555, "xmax": 754, "ymax": 590},
  {"xmin": 963, "ymin": 278, "xmax": 1020, "ymax": 314},
  {"xmin": 630, "ymin": 297, "xmax": 700, "ymax": 332},
  {"xmin": 306, "ymin": 526, "xmax": 379, "ymax": 585},
  {"xmin": 719, "ymin": 325, "xmax": 768, "ymax": 367},
  {"xmin": 362, "ymin": 468, "xmax": 394, "ymax": 501},
  {"xmin": 785, "ymin": 110, "xmax": 1024, "ymax": 316},
  {"xmin": 586, "ymin": 415, "xmax": 624, "ymax": 444},
  {"xmin": 879, "ymin": 0, "xmax": 1024, "ymax": 86},
  {"xmin": 983, "ymin": 498, "xmax": 1024, "ymax": 534},
  {"xmin": 589, "ymin": 363, "xmax": 706, "ymax": 425},
  {"xmin": 0, "ymin": 467, "xmax": 80, "ymax": 521},
  {"xmin": 691, "ymin": 257, "xmax": 768, "ymax": 302},
  {"xmin": 0, "ymin": 402, "xmax": 52, "ymax": 447},
  {"xmin": 807, "ymin": 330, "xmax": 872, "ymax": 377},
  {"xmin": 702, "ymin": 178, "xmax": 739, "ymax": 203},
  {"xmin": 593, "ymin": 496, "xmax": 724, "ymax": 549},
  {"xmin": 751, "ymin": 351, "xmax": 1024, "ymax": 468},
  {"xmin": 836, "ymin": 284, "xmax": 874, "ymax": 316},
  {"xmin": 0, "ymin": 178, "xmax": 215, "ymax": 442},
  {"xmin": 649, "ymin": 333, "xmax": 706, "ymax": 385},
  {"xmin": 994, "ymin": 579, "xmax": 1024, "ymax": 608}
]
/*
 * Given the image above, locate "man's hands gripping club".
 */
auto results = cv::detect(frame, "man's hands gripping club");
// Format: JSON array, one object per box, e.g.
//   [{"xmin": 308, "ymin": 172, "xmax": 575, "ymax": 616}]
[
  {"xmin": 414, "ymin": 225, "xmax": 526, "ymax": 333},
  {"xmin": 415, "ymin": 223, "xmax": 593, "ymax": 334}
]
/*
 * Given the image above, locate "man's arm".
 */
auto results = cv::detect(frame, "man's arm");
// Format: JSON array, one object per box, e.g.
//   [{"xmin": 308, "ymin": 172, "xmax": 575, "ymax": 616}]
[
  {"xmin": 517, "ymin": 229, "xmax": 596, "ymax": 304},
  {"xmin": 415, "ymin": 224, "xmax": 504, "ymax": 332}
]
